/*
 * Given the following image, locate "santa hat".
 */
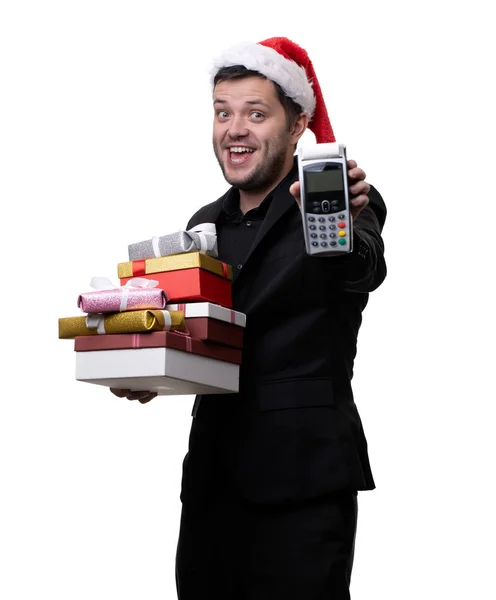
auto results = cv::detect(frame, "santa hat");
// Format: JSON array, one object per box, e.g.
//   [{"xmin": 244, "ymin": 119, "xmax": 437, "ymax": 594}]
[{"xmin": 211, "ymin": 37, "xmax": 335, "ymax": 144}]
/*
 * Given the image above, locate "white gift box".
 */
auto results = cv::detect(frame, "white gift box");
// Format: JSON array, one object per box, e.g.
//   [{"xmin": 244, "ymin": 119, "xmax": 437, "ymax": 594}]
[
  {"xmin": 167, "ymin": 302, "xmax": 247, "ymax": 327},
  {"xmin": 76, "ymin": 347, "xmax": 239, "ymax": 395}
]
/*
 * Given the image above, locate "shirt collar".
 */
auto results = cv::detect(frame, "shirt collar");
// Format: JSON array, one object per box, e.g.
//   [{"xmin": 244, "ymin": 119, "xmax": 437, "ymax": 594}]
[{"xmin": 221, "ymin": 157, "xmax": 298, "ymax": 220}]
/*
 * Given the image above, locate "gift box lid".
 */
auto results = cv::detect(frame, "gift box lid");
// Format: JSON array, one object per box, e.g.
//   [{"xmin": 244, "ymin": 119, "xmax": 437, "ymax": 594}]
[
  {"xmin": 74, "ymin": 331, "xmax": 242, "ymax": 364},
  {"xmin": 166, "ymin": 302, "xmax": 246, "ymax": 327},
  {"xmin": 118, "ymin": 252, "xmax": 232, "ymax": 280}
]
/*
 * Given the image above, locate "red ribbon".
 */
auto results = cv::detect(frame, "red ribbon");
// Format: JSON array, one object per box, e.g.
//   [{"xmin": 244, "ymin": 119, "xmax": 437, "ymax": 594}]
[
  {"xmin": 173, "ymin": 326, "xmax": 192, "ymax": 338},
  {"xmin": 132, "ymin": 260, "xmax": 146, "ymax": 276}
]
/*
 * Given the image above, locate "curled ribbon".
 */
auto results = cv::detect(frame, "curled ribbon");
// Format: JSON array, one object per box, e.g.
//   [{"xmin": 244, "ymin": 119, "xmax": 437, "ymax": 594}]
[
  {"xmin": 188, "ymin": 223, "xmax": 217, "ymax": 254},
  {"xmin": 89, "ymin": 276, "xmax": 160, "ymax": 312}
]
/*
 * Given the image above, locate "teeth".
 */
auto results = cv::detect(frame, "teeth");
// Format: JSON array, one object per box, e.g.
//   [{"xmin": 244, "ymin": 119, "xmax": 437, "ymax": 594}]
[{"xmin": 230, "ymin": 147, "xmax": 254, "ymax": 153}]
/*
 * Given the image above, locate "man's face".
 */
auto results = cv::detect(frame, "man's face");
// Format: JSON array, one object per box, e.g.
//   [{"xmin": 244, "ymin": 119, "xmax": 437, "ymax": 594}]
[{"xmin": 212, "ymin": 76, "xmax": 295, "ymax": 191}]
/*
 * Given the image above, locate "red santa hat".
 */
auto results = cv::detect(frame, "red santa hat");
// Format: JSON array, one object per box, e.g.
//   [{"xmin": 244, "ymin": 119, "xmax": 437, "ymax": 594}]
[{"xmin": 211, "ymin": 36, "xmax": 335, "ymax": 144}]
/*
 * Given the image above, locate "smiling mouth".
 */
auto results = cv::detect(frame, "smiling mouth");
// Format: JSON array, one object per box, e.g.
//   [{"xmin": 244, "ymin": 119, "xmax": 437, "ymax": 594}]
[{"xmin": 227, "ymin": 146, "xmax": 255, "ymax": 165}]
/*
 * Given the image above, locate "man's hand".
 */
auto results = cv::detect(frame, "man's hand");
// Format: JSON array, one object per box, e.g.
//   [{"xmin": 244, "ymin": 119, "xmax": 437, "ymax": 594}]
[
  {"xmin": 289, "ymin": 159, "xmax": 370, "ymax": 221},
  {"xmin": 110, "ymin": 388, "xmax": 157, "ymax": 404}
]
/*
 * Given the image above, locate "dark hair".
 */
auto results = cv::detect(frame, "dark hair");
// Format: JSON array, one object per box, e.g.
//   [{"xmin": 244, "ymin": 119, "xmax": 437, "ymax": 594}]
[{"xmin": 213, "ymin": 66, "xmax": 302, "ymax": 129}]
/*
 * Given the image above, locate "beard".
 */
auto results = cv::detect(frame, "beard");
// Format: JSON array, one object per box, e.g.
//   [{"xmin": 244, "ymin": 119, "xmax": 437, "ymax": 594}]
[{"xmin": 213, "ymin": 129, "xmax": 292, "ymax": 191}]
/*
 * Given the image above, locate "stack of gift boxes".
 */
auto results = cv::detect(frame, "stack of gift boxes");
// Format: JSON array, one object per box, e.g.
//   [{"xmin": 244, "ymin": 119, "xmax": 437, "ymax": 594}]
[{"xmin": 58, "ymin": 224, "xmax": 246, "ymax": 395}]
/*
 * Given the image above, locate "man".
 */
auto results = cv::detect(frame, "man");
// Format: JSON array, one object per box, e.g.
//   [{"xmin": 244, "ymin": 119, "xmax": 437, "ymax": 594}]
[{"xmin": 113, "ymin": 37, "xmax": 386, "ymax": 599}]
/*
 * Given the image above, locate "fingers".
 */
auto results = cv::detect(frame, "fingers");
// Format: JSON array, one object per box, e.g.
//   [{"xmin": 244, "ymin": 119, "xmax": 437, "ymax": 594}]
[
  {"xmin": 350, "ymin": 194, "xmax": 369, "ymax": 220},
  {"xmin": 109, "ymin": 388, "xmax": 157, "ymax": 404},
  {"xmin": 348, "ymin": 167, "xmax": 366, "ymax": 181},
  {"xmin": 138, "ymin": 393, "xmax": 157, "ymax": 404},
  {"xmin": 127, "ymin": 391, "xmax": 157, "ymax": 403},
  {"xmin": 346, "ymin": 159, "xmax": 369, "ymax": 220},
  {"xmin": 349, "ymin": 179, "xmax": 370, "ymax": 197},
  {"xmin": 110, "ymin": 388, "xmax": 130, "ymax": 398},
  {"xmin": 347, "ymin": 159, "xmax": 366, "ymax": 182}
]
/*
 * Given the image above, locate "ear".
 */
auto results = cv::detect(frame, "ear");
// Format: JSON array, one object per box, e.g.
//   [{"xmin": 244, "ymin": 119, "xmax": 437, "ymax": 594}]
[{"xmin": 290, "ymin": 112, "xmax": 310, "ymax": 145}]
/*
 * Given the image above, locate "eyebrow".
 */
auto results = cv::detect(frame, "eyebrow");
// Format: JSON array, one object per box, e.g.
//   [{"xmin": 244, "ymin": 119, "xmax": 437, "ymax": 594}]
[{"xmin": 213, "ymin": 98, "xmax": 271, "ymax": 109}]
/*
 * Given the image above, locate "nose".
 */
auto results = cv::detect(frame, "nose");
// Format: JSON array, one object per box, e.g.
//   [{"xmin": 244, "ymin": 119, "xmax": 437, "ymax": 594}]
[{"xmin": 227, "ymin": 114, "xmax": 249, "ymax": 140}]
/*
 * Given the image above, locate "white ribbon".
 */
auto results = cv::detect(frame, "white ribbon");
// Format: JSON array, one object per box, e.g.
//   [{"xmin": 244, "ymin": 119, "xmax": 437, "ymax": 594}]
[
  {"xmin": 89, "ymin": 277, "xmax": 159, "ymax": 312},
  {"xmin": 85, "ymin": 314, "xmax": 106, "ymax": 334},
  {"xmin": 188, "ymin": 223, "xmax": 216, "ymax": 254},
  {"xmin": 151, "ymin": 236, "xmax": 161, "ymax": 258},
  {"xmin": 158, "ymin": 310, "xmax": 172, "ymax": 331}
]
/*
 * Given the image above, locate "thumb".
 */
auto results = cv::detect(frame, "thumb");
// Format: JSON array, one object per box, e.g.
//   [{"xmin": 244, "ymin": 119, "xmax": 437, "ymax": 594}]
[{"xmin": 289, "ymin": 181, "xmax": 301, "ymax": 211}]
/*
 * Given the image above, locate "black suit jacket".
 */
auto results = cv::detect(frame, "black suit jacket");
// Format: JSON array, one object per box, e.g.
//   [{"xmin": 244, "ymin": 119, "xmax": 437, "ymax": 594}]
[{"xmin": 180, "ymin": 170, "xmax": 387, "ymax": 505}]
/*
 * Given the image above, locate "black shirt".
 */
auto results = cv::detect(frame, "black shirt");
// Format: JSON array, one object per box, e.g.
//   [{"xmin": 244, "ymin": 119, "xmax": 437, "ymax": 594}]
[{"xmin": 217, "ymin": 163, "xmax": 298, "ymax": 280}]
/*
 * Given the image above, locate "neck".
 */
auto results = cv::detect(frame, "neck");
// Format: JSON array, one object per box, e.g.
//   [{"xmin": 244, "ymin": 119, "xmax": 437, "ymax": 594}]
[{"xmin": 238, "ymin": 156, "xmax": 295, "ymax": 215}]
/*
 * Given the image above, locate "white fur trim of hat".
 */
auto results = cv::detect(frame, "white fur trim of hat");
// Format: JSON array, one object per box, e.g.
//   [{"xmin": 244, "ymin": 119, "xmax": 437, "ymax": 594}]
[{"xmin": 210, "ymin": 41, "xmax": 316, "ymax": 118}]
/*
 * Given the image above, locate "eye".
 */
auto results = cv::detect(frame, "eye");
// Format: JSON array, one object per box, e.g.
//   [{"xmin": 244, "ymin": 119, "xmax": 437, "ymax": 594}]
[
  {"xmin": 251, "ymin": 111, "xmax": 264, "ymax": 120},
  {"xmin": 216, "ymin": 110, "xmax": 229, "ymax": 120}
]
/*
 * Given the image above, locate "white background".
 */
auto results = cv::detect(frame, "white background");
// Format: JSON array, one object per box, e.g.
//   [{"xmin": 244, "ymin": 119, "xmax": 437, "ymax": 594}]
[{"xmin": 1, "ymin": 1, "xmax": 495, "ymax": 598}]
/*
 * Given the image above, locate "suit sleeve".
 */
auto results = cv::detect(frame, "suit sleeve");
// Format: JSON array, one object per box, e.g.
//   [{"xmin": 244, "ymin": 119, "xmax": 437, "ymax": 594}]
[{"xmin": 318, "ymin": 184, "xmax": 387, "ymax": 293}]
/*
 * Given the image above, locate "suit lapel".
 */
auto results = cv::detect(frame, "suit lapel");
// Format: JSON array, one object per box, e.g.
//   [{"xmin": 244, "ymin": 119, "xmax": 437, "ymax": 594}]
[
  {"xmin": 198, "ymin": 196, "xmax": 225, "ymax": 224},
  {"xmin": 241, "ymin": 188, "xmax": 297, "ymax": 269}
]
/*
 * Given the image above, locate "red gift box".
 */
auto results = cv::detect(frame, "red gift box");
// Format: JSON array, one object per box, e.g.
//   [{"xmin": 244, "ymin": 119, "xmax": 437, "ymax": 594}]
[
  {"xmin": 74, "ymin": 331, "xmax": 242, "ymax": 365},
  {"xmin": 185, "ymin": 317, "xmax": 243, "ymax": 349},
  {"xmin": 120, "ymin": 268, "xmax": 232, "ymax": 308}
]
